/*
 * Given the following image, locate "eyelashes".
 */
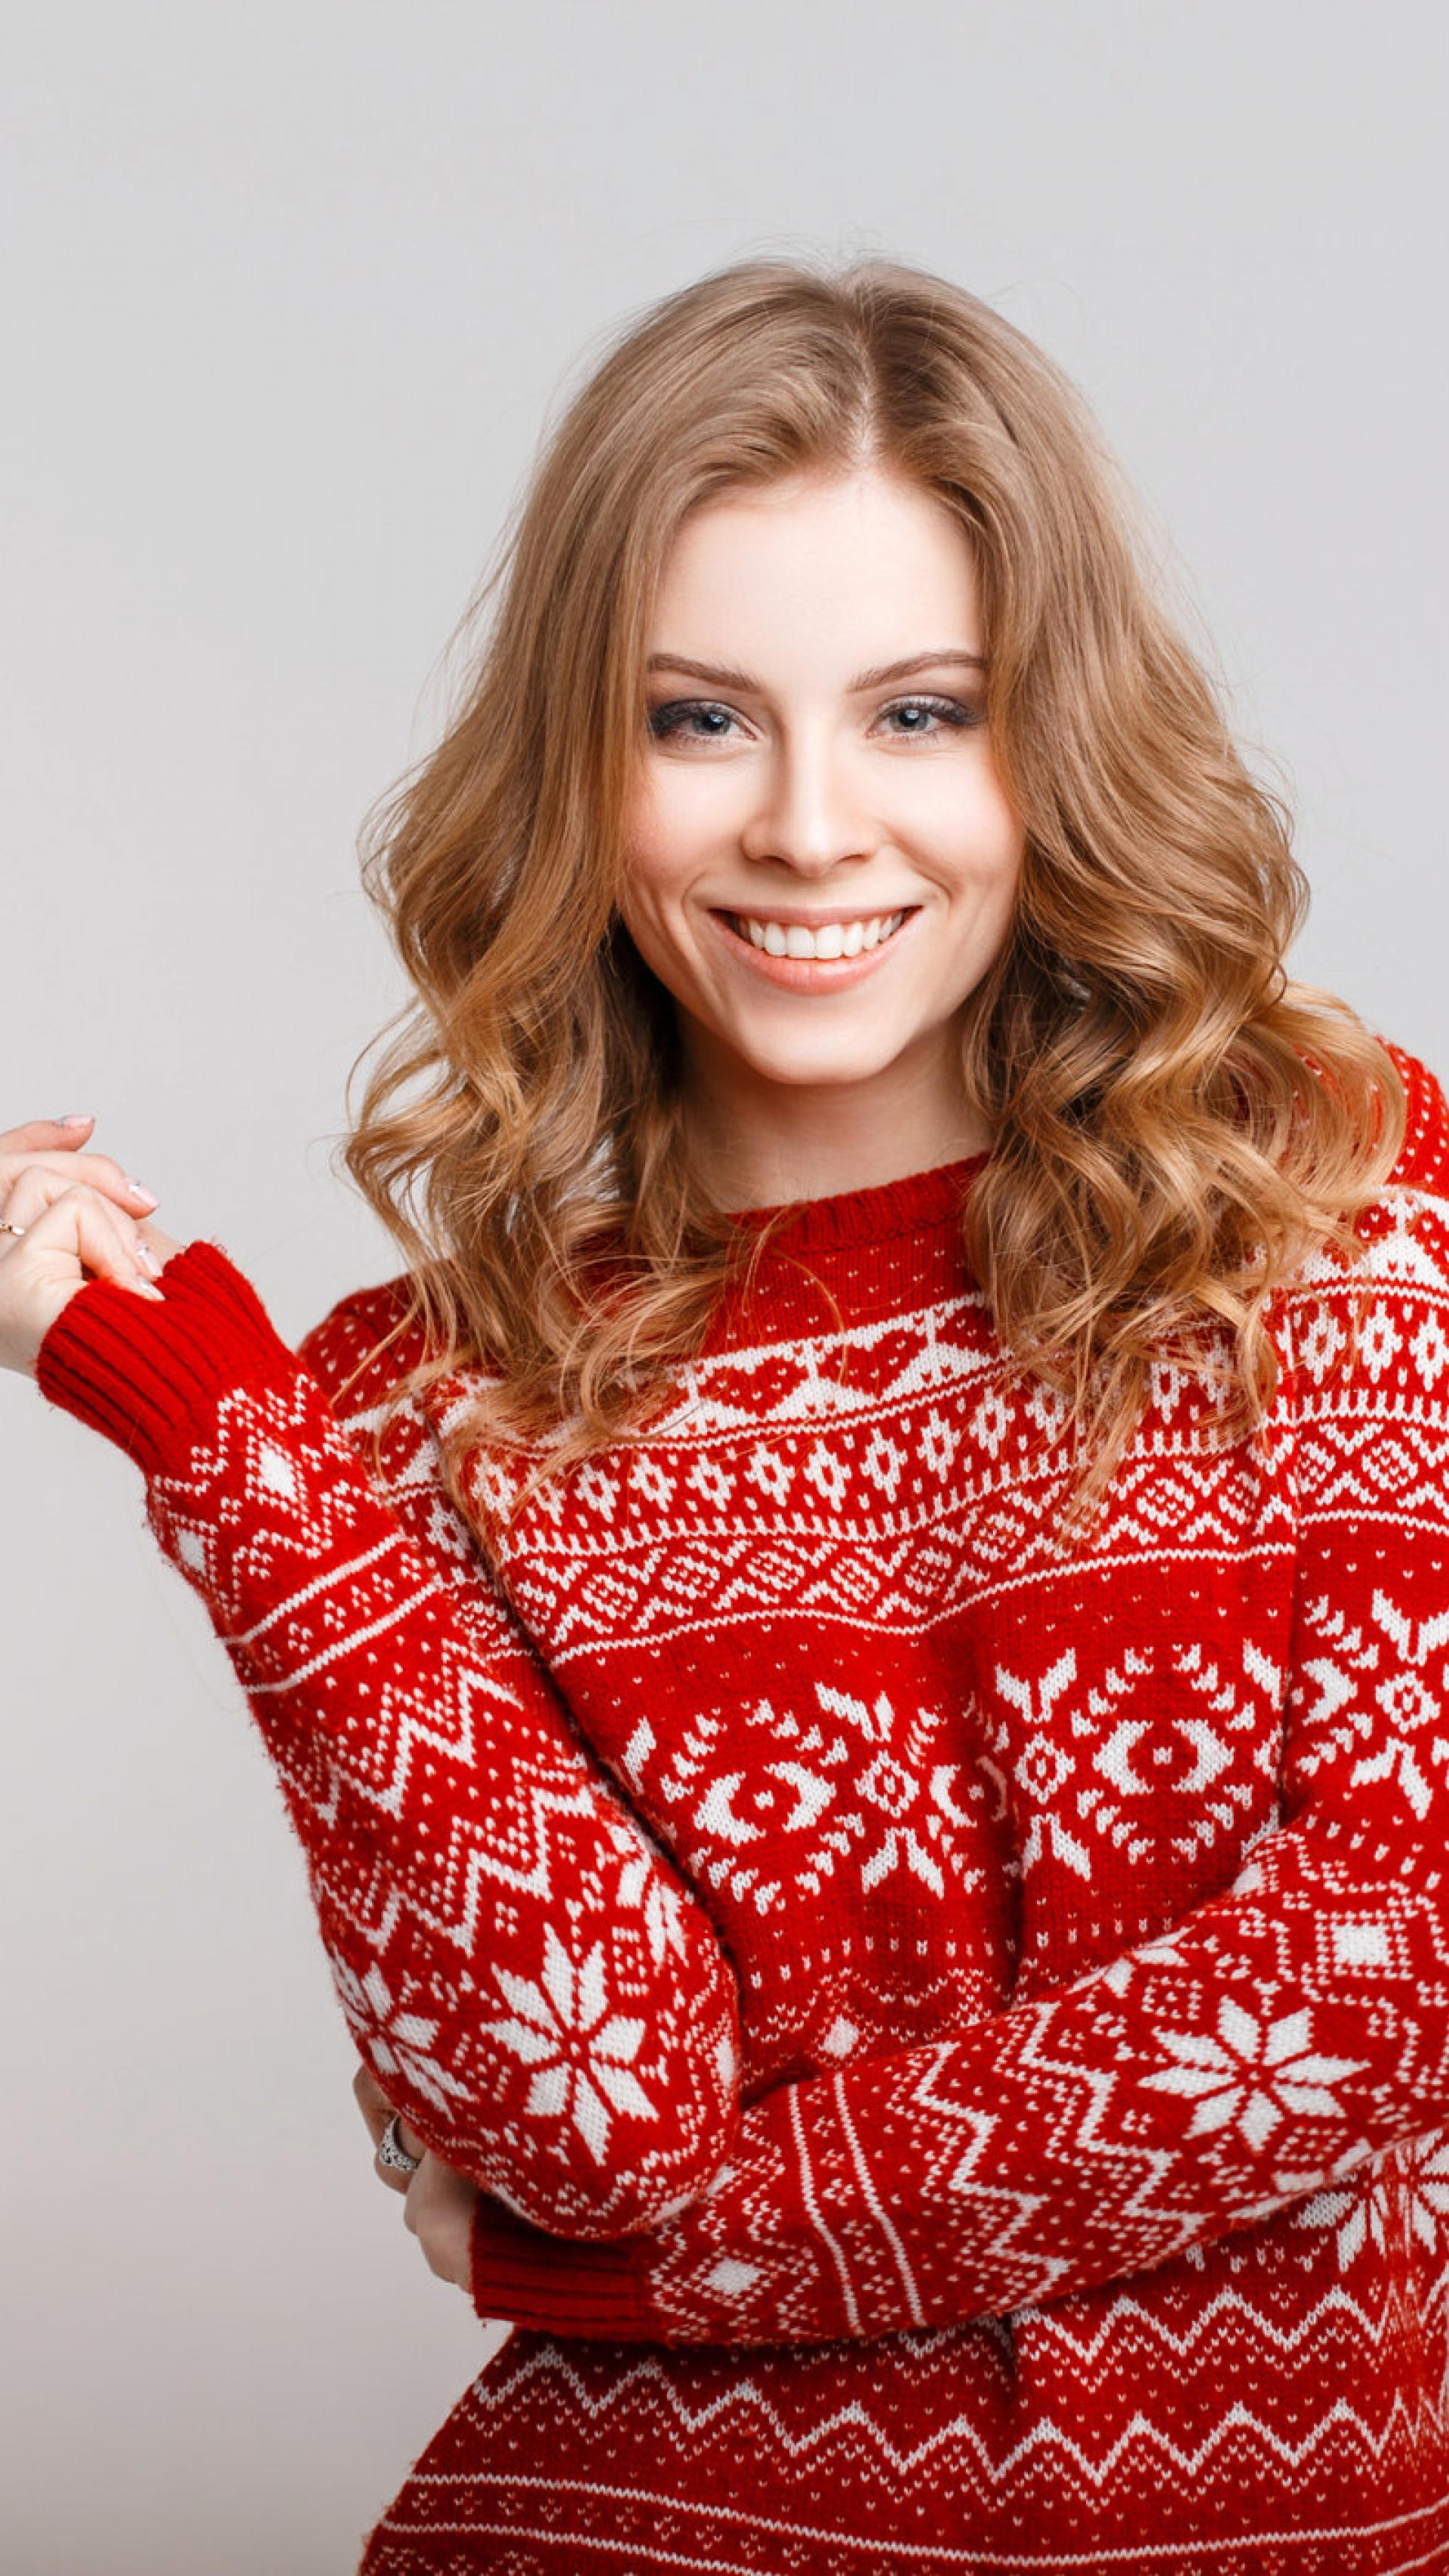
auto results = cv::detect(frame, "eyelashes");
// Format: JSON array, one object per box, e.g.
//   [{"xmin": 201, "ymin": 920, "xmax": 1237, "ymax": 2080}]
[
  {"xmin": 647, "ymin": 703, "xmax": 735, "ymax": 743},
  {"xmin": 876, "ymin": 696, "xmax": 985, "ymax": 739},
  {"xmin": 646, "ymin": 693, "xmax": 985, "ymax": 746}
]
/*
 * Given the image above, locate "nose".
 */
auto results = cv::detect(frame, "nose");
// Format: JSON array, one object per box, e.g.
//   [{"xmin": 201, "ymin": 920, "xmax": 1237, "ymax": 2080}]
[{"xmin": 737, "ymin": 725, "xmax": 878, "ymax": 879}]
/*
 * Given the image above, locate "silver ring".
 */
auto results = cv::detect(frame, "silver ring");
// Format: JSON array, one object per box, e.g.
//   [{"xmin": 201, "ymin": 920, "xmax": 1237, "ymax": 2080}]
[
  {"xmin": 0, "ymin": 1220, "xmax": 25, "ymax": 1238},
  {"xmin": 377, "ymin": 2112, "xmax": 422, "ymax": 2176}
]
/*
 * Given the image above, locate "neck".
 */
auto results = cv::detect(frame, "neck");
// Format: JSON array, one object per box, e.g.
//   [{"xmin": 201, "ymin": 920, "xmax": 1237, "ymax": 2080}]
[{"xmin": 679, "ymin": 1028, "xmax": 993, "ymax": 1214}]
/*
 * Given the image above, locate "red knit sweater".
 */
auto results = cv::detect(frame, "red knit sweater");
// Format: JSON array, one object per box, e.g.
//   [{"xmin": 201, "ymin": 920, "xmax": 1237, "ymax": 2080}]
[{"xmin": 35, "ymin": 1039, "xmax": 1449, "ymax": 2574}]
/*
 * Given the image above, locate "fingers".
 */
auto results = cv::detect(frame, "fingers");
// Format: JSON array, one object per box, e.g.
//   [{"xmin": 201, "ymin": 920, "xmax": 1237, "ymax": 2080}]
[
  {"xmin": 0, "ymin": 1115, "xmax": 96, "ymax": 1153},
  {"xmin": 0, "ymin": 1125, "xmax": 160, "ymax": 1220},
  {"xmin": 1, "ymin": 1171, "xmax": 164, "ymax": 1294},
  {"xmin": 0, "ymin": 1171, "xmax": 185, "ymax": 1374},
  {"xmin": 352, "ymin": 2061, "xmax": 426, "ymax": 2195},
  {"xmin": 133, "ymin": 1214, "xmax": 186, "ymax": 1270}
]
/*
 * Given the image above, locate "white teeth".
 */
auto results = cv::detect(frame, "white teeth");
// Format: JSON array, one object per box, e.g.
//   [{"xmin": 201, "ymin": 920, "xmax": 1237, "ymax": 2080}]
[{"xmin": 731, "ymin": 910, "xmax": 906, "ymax": 961}]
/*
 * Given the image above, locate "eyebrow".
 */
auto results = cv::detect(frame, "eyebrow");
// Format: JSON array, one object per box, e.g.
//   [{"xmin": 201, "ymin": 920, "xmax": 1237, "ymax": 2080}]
[{"xmin": 645, "ymin": 648, "xmax": 989, "ymax": 693}]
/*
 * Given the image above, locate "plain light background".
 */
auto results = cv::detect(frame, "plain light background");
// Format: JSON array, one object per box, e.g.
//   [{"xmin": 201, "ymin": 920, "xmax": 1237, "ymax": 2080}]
[{"xmin": 2, "ymin": 4, "xmax": 1444, "ymax": 2569}]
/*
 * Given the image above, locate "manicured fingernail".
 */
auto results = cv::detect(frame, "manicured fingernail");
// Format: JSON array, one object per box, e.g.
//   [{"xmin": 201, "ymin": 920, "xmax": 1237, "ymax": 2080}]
[
  {"xmin": 137, "ymin": 1241, "xmax": 162, "ymax": 1274},
  {"xmin": 128, "ymin": 1179, "xmax": 160, "ymax": 1209},
  {"xmin": 59, "ymin": 1113, "xmax": 93, "ymax": 1128},
  {"xmin": 131, "ymin": 1276, "xmax": 165, "ymax": 1300}
]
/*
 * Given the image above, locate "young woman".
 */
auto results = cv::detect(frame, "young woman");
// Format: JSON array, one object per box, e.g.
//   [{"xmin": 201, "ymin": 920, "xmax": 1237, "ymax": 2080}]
[{"xmin": 6, "ymin": 257, "xmax": 1449, "ymax": 2574}]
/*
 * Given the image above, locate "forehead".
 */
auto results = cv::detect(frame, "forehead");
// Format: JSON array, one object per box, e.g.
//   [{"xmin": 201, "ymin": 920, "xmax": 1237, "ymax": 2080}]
[{"xmin": 651, "ymin": 469, "xmax": 982, "ymax": 666}]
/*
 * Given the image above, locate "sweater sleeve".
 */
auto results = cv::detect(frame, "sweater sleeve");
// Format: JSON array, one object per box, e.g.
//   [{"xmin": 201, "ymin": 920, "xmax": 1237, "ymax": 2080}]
[
  {"xmin": 35, "ymin": 1240, "xmax": 740, "ymax": 2238},
  {"xmin": 466, "ymin": 1051, "xmax": 1449, "ymax": 2344}
]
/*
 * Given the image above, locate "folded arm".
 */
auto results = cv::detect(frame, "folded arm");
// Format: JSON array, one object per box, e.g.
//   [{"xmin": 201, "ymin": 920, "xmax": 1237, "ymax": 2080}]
[
  {"xmin": 36, "ymin": 1240, "xmax": 742, "ymax": 2239},
  {"xmin": 465, "ymin": 1507, "xmax": 1449, "ymax": 2341},
  {"xmin": 464, "ymin": 1187, "xmax": 1449, "ymax": 2342}
]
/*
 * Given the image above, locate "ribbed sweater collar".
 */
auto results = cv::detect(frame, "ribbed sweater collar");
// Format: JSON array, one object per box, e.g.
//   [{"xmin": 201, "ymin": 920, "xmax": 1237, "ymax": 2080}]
[
  {"xmin": 706, "ymin": 1150, "xmax": 991, "ymax": 1349},
  {"xmin": 724, "ymin": 1150, "xmax": 990, "ymax": 1254}
]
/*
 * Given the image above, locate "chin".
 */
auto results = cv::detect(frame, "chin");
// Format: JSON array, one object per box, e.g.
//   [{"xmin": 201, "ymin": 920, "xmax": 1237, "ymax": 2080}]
[{"xmin": 734, "ymin": 1038, "xmax": 903, "ymax": 1090}]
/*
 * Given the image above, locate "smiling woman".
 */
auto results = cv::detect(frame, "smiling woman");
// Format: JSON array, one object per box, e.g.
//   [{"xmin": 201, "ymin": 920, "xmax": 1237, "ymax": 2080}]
[
  {"xmin": 325, "ymin": 254, "xmax": 1401, "ymax": 1529},
  {"xmin": 14, "ymin": 254, "xmax": 1449, "ymax": 2576},
  {"xmin": 620, "ymin": 471, "xmax": 1023, "ymax": 1199}
]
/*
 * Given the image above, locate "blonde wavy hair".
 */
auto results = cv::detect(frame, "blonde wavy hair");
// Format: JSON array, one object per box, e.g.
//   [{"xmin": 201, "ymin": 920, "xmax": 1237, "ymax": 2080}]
[{"xmin": 333, "ymin": 252, "xmax": 1403, "ymax": 1541}]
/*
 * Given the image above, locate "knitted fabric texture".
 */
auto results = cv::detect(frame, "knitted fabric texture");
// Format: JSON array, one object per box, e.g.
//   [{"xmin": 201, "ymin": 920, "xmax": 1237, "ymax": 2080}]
[{"xmin": 34, "ymin": 1037, "xmax": 1449, "ymax": 2574}]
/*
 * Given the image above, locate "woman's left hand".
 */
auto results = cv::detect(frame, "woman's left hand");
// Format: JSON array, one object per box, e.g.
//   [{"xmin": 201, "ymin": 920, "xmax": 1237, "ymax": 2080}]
[{"xmin": 352, "ymin": 2062, "xmax": 480, "ymax": 2293}]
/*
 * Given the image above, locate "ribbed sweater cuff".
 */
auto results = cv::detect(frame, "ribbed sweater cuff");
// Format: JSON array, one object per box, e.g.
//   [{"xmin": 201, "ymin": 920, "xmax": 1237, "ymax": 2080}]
[
  {"xmin": 469, "ymin": 2193, "xmax": 657, "ymax": 2340},
  {"xmin": 34, "ymin": 1239, "xmax": 298, "ymax": 1480}
]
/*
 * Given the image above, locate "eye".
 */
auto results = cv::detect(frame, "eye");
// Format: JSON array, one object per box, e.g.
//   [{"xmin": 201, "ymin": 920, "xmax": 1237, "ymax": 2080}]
[
  {"xmin": 646, "ymin": 699, "xmax": 746, "ymax": 745},
  {"xmin": 874, "ymin": 694, "xmax": 983, "ymax": 740}
]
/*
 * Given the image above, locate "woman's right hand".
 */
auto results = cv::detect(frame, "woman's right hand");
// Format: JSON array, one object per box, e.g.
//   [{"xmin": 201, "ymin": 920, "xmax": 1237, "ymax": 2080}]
[{"xmin": 0, "ymin": 1114, "xmax": 186, "ymax": 1380}]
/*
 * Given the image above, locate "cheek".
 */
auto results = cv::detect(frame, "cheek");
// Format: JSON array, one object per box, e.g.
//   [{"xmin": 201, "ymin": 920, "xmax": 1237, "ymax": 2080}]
[
  {"xmin": 620, "ymin": 775, "xmax": 697, "ymax": 915},
  {"xmin": 626, "ymin": 754, "xmax": 747, "ymax": 866},
  {"xmin": 894, "ymin": 752, "xmax": 1021, "ymax": 863},
  {"xmin": 924, "ymin": 821, "xmax": 1025, "ymax": 919},
  {"xmin": 617, "ymin": 854, "xmax": 685, "ymax": 958},
  {"xmin": 619, "ymin": 780, "xmax": 741, "ymax": 983},
  {"xmin": 955, "ymin": 768, "xmax": 1025, "ymax": 893},
  {"xmin": 616, "ymin": 800, "xmax": 701, "ymax": 999}
]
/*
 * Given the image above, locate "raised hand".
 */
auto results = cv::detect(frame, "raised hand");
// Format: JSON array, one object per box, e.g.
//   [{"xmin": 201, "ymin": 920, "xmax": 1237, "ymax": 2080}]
[{"xmin": 0, "ymin": 1114, "xmax": 186, "ymax": 1378}]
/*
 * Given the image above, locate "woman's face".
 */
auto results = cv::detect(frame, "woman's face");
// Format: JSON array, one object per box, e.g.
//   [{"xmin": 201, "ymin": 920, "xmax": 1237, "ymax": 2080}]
[{"xmin": 619, "ymin": 466, "xmax": 1026, "ymax": 1136}]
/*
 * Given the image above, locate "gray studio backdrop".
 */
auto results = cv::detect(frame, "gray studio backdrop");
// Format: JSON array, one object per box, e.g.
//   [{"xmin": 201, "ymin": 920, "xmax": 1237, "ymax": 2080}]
[{"xmin": 2, "ymin": 3, "xmax": 1444, "ymax": 2569}]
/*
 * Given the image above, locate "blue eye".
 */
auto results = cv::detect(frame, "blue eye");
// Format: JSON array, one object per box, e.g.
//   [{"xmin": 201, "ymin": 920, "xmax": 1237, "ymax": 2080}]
[
  {"xmin": 877, "ymin": 695, "xmax": 981, "ymax": 737},
  {"xmin": 645, "ymin": 693, "xmax": 984, "ymax": 744},
  {"xmin": 647, "ymin": 700, "xmax": 741, "ymax": 742}
]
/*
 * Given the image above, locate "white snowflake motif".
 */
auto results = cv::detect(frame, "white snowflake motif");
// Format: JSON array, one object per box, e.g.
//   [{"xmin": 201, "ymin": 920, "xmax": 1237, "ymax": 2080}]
[
  {"xmin": 485, "ymin": 1925, "xmax": 655, "ymax": 2164},
  {"xmin": 988, "ymin": 1650, "xmax": 1094, "ymax": 1876},
  {"xmin": 816, "ymin": 1682, "xmax": 950, "ymax": 1897},
  {"xmin": 1294, "ymin": 2130, "xmax": 1449, "ymax": 2274},
  {"xmin": 1141, "ymin": 2002, "xmax": 1365, "ymax": 2153},
  {"xmin": 1346, "ymin": 1591, "xmax": 1449, "ymax": 1822},
  {"xmin": 328, "ymin": 1955, "xmax": 474, "ymax": 2116},
  {"xmin": 657, "ymin": 1681, "xmax": 979, "ymax": 1916}
]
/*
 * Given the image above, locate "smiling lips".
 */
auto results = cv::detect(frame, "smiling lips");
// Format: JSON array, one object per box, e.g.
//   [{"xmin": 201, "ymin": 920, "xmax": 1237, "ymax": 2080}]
[
  {"xmin": 709, "ymin": 904, "xmax": 918, "ymax": 989},
  {"xmin": 725, "ymin": 908, "xmax": 909, "ymax": 959}
]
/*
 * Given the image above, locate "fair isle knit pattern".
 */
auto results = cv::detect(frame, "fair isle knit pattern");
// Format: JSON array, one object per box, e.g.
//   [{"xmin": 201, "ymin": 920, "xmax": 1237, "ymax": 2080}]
[{"xmin": 32, "ymin": 1037, "xmax": 1449, "ymax": 2574}]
